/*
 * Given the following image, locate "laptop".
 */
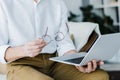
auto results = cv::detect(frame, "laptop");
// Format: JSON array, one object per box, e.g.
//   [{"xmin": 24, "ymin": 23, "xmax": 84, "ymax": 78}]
[{"xmin": 50, "ymin": 32, "xmax": 120, "ymax": 66}]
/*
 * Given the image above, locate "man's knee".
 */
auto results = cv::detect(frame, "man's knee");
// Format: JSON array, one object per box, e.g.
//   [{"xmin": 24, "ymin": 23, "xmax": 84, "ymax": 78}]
[
  {"xmin": 82, "ymin": 69, "xmax": 109, "ymax": 80},
  {"xmin": 7, "ymin": 65, "xmax": 54, "ymax": 80}
]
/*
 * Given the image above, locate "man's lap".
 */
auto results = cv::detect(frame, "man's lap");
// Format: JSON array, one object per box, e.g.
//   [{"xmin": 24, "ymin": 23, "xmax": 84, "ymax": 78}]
[
  {"xmin": 51, "ymin": 63, "xmax": 109, "ymax": 80},
  {"xmin": 7, "ymin": 65, "xmax": 54, "ymax": 80},
  {"xmin": 7, "ymin": 54, "xmax": 109, "ymax": 80},
  {"xmin": 7, "ymin": 63, "xmax": 109, "ymax": 80}
]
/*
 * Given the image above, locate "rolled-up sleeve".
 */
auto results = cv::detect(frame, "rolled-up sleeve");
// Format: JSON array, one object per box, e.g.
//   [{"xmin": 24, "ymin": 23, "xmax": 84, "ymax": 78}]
[
  {"xmin": 57, "ymin": 0, "xmax": 76, "ymax": 56},
  {"xmin": 0, "ymin": 3, "xmax": 10, "ymax": 64}
]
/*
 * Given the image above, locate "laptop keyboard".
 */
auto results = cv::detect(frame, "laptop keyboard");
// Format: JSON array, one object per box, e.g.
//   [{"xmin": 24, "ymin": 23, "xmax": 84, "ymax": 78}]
[{"xmin": 64, "ymin": 57, "xmax": 84, "ymax": 64}]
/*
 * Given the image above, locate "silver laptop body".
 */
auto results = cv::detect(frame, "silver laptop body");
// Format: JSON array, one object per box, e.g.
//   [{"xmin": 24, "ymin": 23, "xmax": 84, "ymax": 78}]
[{"xmin": 50, "ymin": 33, "xmax": 120, "ymax": 66}]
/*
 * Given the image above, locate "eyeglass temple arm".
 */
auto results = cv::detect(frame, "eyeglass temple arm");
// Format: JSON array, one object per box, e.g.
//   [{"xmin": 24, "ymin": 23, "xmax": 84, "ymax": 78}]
[{"xmin": 66, "ymin": 23, "xmax": 69, "ymax": 32}]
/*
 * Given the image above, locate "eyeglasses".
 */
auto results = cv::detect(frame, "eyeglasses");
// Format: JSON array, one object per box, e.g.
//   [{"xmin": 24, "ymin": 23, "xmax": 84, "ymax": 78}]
[{"xmin": 41, "ymin": 23, "xmax": 69, "ymax": 44}]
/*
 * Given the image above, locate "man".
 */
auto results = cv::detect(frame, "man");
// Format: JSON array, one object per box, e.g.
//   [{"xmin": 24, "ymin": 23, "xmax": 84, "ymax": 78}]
[{"xmin": 0, "ymin": 0, "xmax": 109, "ymax": 80}]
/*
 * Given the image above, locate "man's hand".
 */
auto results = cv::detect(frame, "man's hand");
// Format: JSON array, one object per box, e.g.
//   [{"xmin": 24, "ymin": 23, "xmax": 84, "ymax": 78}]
[
  {"xmin": 5, "ymin": 39, "xmax": 47, "ymax": 62},
  {"xmin": 76, "ymin": 60, "xmax": 104, "ymax": 73},
  {"xmin": 22, "ymin": 39, "xmax": 47, "ymax": 57},
  {"xmin": 64, "ymin": 50, "xmax": 104, "ymax": 73}
]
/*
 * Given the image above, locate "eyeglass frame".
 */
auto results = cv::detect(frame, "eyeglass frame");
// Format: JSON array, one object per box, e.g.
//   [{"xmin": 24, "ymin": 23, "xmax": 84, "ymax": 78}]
[{"xmin": 41, "ymin": 23, "xmax": 70, "ymax": 44}]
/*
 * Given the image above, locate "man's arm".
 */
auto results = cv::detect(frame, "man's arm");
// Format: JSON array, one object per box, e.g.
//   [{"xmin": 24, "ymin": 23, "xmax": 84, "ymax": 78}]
[
  {"xmin": 5, "ymin": 39, "xmax": 46, "ymax": 63},
  {"xmin": 0, "ymin": 3, "xmax": 11, "ymax": 63}
]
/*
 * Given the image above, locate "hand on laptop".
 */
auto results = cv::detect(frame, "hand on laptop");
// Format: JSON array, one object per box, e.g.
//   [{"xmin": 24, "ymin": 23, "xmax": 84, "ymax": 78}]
[
  {"xmin": 64, "ymin": 50, "xmax": 104, "ymax": 73},
  {"xmin": 75, "ymin": 60, "xmax": 104, "ymax": 73}
]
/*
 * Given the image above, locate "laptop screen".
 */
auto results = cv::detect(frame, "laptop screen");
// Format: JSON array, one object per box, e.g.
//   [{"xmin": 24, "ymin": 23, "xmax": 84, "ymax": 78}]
[{"xmin": 79, "ymin": 31, "xmax": 99, "ymax": 52}]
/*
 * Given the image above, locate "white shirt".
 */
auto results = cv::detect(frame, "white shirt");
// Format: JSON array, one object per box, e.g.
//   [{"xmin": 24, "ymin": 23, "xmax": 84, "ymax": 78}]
[{"xmin": 0, "ymin": 0, "xmax": 75, "ymax": 63}]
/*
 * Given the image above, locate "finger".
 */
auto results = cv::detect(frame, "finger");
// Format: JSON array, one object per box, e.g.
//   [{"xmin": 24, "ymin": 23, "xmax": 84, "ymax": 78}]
[
  {"xmin": 29, "ymin": 43, "xmax": 46, "ymax": 49},
  {"xmin": 75, "ymin": 66, "xmax": 86, "ymax": 73},
  {"xmin": 92, "ymin": 60, "xmax": 97, "ymax": 71},
  {"xmin": 42, "ymin": 42, "xmax": 47, "ymax": 46},
  {"xmin": 35, "ymin": 39, "xmax": 45, "ymax": 45},
  {"xmin": 29, "ymin": 45, "xmax": 41, "ymax": 50},
  {"xmin": 98, "ymin": 60, "xmax": 104, "ymax": 66},
  {"xmin": 28, "ymin": 39, "xmax": 45, "ymax": 46},
  {"xmin": 36, "ymin": 39, "xmax": 47, "ymax": 46},
  {"xmin": 41, "ymin": 40, "xmax": 47, "ymax": 44},
  {"xmin": 31, "ymin": 48, "xmax": 42, "ymax": 53},
  {"xmin": 37, "ymin": 39, "xmax": 45, "ymax": 44},
  {"xmin": 27, "ymin": 44, "xmax": 46, "ymax": 53},
  {"xmin": 39, "ymin": 43, "xmax": 47, "ymax": 48},
  {"xmin": 27, "ymin": 47, "xmax": 41, "ymax": 53},
  {"xmin": 86, "ymin": 62, "xmax": 92, "ymax": 73}
]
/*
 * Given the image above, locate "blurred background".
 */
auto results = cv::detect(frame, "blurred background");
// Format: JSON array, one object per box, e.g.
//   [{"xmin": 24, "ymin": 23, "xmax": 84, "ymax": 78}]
[
  {"xmin": 64, "ymin": 0, "xmax": 120, "ymax": 34},
  {"xmin": 64, "ymin": 1, "xmax": 120, "ymax": 80}
]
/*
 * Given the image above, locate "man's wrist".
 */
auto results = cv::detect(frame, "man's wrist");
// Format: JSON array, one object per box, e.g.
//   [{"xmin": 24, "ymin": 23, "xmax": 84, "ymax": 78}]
[
  {"xmin": 5, "ymin": 46, "xmax": 25, "ymax": 62},
  {"xmin": 14, "ymin": 46, "xmax": 26, "ymax": 58}
]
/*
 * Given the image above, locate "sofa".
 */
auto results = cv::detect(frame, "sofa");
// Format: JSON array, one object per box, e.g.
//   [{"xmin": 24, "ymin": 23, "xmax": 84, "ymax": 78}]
[
  {"xmin": 0, "ymin": 62, "xmax": 6, "ymax": 80},
  {"xmin": 0, "ymin": 63, "xmax": 6, "ymax": 74},
  {"xmin": 0, "ymin": 22, "xmax": 120, "ymax": 80}
]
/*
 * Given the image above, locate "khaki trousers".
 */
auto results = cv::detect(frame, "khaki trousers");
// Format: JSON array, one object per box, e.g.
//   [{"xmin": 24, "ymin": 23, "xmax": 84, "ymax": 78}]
[{"xmin": 7, "ymin": 53, "xmax": 109, "ymax": 80}]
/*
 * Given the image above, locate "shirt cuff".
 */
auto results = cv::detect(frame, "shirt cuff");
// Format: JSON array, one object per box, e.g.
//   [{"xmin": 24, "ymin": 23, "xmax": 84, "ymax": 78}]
[
  {"xmin": 57, "ymin": 44, "xmax": 76, "ymax": 56},
  {"xmin": 0, "ymin": 45, "xmax": 10, "ymax": 64}
]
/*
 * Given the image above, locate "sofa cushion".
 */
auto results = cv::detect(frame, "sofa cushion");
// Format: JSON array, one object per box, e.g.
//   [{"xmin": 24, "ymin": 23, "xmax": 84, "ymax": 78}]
[
  {"xmin": 68, "ymin": 22, "xmax": 101, "ymax": 52},
  {"xmin": 0, "ymin": 63, "xmax": 6, "ymax": 74}
]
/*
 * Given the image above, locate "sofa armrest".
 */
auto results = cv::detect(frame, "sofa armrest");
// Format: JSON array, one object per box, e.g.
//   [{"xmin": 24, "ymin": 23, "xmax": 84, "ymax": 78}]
[
  {"xmin": 0, "ymin": 63, "xmax": 6, "ymax": 74},
  {"xmin": 101, "ymin": 62, "xmax": 120, "ymax": 71},
  {"xmin": 68, "ymin": 22, "xmax": 101, "ymax": 52}
]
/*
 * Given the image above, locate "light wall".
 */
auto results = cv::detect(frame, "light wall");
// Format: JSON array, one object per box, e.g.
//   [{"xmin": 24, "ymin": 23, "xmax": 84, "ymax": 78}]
[{"xmin": 64, "ymin": 0, "xmax": 82, "ymax": 15}]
